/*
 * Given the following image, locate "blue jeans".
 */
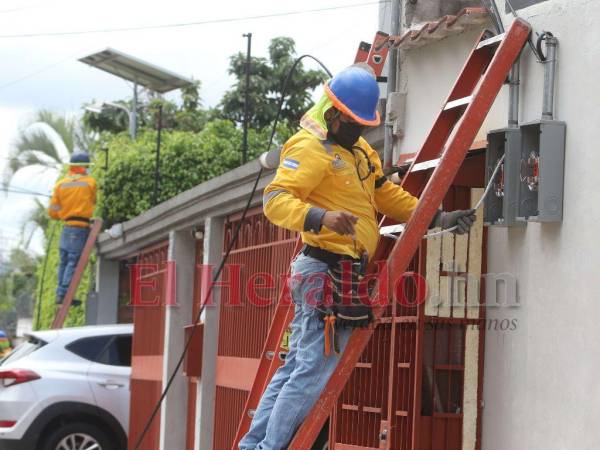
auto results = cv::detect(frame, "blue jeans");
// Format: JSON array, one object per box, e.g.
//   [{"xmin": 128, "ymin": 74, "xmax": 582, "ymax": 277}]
[
  {"xmin": 56, "ymin": 225, "xmax": 90, "ymax": 300},
  {"xmin": 239, "ymin": 253, "xmax": 352, "ymax": 450}
]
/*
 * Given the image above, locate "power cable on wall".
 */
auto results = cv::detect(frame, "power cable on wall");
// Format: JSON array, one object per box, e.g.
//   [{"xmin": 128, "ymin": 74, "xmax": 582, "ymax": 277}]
[
  {"xmin": 0, "ymin": 1, "xmax": 389, "ymax": 39},
  {"xmin": 487, "ymin": 0, "xmax": 545, "ymax": 62}
]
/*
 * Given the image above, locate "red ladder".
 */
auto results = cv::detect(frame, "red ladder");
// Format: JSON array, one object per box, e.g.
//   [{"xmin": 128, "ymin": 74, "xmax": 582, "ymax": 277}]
[
  {"xmin": 51, "ymin": 218, "xmax": 103, "ymax": 329},
  {"xmin": 234, "ymin": 17, "xmax": 531, "ymax": 449},
  {"xmin": 290, "ymin": 19, "xmax": 531, "ymax": 449}
]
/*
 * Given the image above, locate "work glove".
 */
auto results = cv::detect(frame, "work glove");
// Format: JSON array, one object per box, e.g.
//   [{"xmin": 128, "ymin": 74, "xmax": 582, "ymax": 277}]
[{"xmin": 431, "ymin": 209, "xmax": 476, "ymax": 235}]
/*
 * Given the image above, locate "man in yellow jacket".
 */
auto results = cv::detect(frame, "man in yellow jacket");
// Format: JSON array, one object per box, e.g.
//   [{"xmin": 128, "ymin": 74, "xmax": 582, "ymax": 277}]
[
  {"xmin": 239, "ymin": 66, "xmax": 475, "ymax": 450},
  {"xmin": 48, "ymin": 152, "xmax": 96, "ymax": 306}
]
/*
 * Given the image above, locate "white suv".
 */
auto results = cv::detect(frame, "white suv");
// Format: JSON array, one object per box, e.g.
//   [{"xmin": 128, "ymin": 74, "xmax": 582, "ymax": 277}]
[{"xmin": 0, "ymin": 324, "xmax": 132, "ymax": 450}]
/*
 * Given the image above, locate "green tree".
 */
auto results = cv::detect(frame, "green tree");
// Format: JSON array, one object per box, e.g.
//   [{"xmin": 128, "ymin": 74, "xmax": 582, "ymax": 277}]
[
  {"xmin": 83, "ymin": 81, "xmax": 209, "ymax": 135},
  {"xmin": 0, "ymin": 248, "xmax": 39, "ymax": 336},
  {"xmin": 219, "ymin": 36, "xmax": 327, "ymax": 131},
  {"xmin": 82, "ymin": 101, "xmax": 130, "ymax": 134},
  {"xmin": 2, "ymin": 110, "xmax": 90, "ymax": 188},
  {"xmin": 33, "ymin": 222, "xmax": 90, "ymax": 330},
  {"xmin": 95, "ymin": 120, "xmax": 269, "ymax": 225}
]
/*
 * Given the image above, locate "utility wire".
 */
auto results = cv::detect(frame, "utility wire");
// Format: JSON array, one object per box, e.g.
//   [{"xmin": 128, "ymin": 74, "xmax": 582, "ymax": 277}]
[
  {"xmin": 0, "ymin": 48, "xmax": 89, "ymax": 90},
  {"xmin": 0, "ymin": 187, "xmax": 51, "ymax": 197},
  {"xmin": 132, "ymin": 54, "xmax": 333, "ymax": 450},
  {"xmin": 382, "ymin": 154, "xmax": 505, "ymax": 240},
  {"xmin": 6, "ymin": 184, "xmax": 51, "ymax": 196},
  {"xmin": 0, "ymin": 1, "xmax": 388, "ymax": 39}
]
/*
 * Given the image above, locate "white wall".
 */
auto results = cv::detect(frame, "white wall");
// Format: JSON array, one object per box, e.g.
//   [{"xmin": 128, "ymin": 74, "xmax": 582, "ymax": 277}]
[
  {"xmin": 485, "ymin": 1, "xmax": 600, "ymax": 449},
  {"xmin": 399, "ymin": 25, "xmax": 507, "ymax": 155},
  {"xmin": 395, "ymin": 1, "xmax": 600, "ymax": 448}
]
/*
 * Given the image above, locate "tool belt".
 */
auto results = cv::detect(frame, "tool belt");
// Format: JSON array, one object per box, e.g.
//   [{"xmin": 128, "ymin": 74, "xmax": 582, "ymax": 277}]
[
  {"xmin": 301, "ymin": 244, "xmax": 374, "ymax": 355},
  {"xmin": 65, "ymin": 216, "xmax": 91, "ymax": 225}
]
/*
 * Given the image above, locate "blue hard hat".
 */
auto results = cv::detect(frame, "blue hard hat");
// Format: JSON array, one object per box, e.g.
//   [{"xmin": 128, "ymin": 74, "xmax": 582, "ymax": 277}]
[
  {"xmin": 69, "ymin": 152, "xmax": 91, "ymax": 166},
  {"xmin": 0, "ymin": 331, "xmax": 5, "ymax": 338},
  {"xmin": 325, "ymin": 66, "xmax": 381, "ymax": 126}
]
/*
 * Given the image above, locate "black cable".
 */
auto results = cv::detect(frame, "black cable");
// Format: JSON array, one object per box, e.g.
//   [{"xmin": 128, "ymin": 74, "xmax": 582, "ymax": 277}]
[
  {"xmin": 535, "ymin": 31, "xmax": 554, "ymax": 62},
  {"xmin": 504, "ymin": 0, "xmax": 545, "ymax": 62},
  {"xmin": 34, "ymin": 222, "xmax": 58, "ymax": 330},
  {"xmin": 132, "ymin": 54, "xmax": 332, "ymax": 450}
]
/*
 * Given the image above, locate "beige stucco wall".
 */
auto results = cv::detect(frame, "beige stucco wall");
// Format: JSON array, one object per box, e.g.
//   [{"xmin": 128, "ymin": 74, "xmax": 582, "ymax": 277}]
[{"xmin": 393, "ymin": 1, "xmax": 600, "ymax": 448}]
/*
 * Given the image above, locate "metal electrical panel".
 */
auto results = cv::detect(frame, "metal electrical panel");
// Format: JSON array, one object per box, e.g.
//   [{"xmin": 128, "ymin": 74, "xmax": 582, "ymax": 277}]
[
  {"xmin": 484, "ymin": 128, "xmax": 524, "ymax": 227},
  {"xmin": 516, "ymin": 120, "xmax": 566, "ymax": 222}
]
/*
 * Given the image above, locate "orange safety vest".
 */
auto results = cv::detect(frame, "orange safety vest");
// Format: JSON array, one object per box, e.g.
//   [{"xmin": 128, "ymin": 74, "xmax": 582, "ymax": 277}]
[{"xmin": 48, "ymin": 171, "xmax": 97, "ymax": 227}]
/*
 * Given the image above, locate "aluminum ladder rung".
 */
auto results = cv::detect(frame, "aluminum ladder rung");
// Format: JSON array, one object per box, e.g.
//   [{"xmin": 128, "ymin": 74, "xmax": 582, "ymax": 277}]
[
  {"xmin": 444, "ymin": 95, "xmax": 473, "ymax": 110},
  {"xmin": 476, "ymin": 32, "xmax": 505, "ymax": 49},
  {"xmin": 380, "ymin": 224, "xmax": 405, "ymax": 235},
  {"xmin": 410, "ymin": 157, "xmax": 441, "ymax": 172}
]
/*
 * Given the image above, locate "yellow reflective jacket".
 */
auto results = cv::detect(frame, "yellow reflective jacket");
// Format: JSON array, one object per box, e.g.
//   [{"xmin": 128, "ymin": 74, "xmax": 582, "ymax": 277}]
[
  {"xmin": 263, "ymin": 129, "xmax": 418, "ymax": 259},
  {"xmin": 48, "ymin": 172, "xmax": 97, "ymax": 227}
]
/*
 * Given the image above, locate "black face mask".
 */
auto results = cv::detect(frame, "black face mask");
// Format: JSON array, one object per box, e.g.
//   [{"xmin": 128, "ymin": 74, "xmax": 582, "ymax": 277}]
[{"xmin": 328, "ymin": 120, "xmax": 364, "ymax": 150}]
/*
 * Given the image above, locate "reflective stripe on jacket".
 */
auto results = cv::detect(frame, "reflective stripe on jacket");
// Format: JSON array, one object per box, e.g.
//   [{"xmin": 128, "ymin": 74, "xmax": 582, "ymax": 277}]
[
  {"xmin": 263, "ymin": 129, "xmax": 418, "ymax": 258},
  {"xmin": 48, "ymin": 172, "xmax": 97, "ymax": 227}
]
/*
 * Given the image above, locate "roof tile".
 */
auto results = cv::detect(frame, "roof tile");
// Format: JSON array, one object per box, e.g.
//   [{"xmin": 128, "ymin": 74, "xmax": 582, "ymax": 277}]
[{"xmin": 378, "ymin": 7, "xmax": 490, "ymax": 51}]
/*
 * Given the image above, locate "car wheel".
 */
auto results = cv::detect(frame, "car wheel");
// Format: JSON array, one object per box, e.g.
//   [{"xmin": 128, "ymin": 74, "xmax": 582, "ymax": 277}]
[{"xmin": 41, "ymin": 422, "xmax": 115, "ymax": 450}]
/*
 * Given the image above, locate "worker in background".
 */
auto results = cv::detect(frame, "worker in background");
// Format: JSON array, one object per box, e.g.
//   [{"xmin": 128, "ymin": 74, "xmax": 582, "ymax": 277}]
[
  {"xmin": 48, "ymin": 152, "xmax": 96, "ymax": 307},
  {"xmin": 0, "ymin": 330, "xmax": 11, "ymax": 358},
  {"xmin": 239, "ymin": 65, "xmax": 475, "ymax": 450}
]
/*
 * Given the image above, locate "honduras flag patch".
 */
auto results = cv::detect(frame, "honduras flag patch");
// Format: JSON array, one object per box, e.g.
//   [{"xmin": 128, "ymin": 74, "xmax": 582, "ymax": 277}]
[{"xmin": 282, "ymin": 158, "xmax": 300, "ymax": 170}]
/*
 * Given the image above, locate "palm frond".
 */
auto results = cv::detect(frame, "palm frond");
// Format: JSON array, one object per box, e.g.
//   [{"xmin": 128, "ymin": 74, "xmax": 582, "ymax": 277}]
[
  {"xmin": 20, "ymin": 198, "xmax": 49, "ymax": 248},
  {"xmin": 13, "ymin": 128, "xmax": 62, "ymax": 162},
  {"xmin": 2, "ymin": 109, "xmax": 89, "ymax": 188},
  {"xmin": 2, "ymin": 131, "xmax": 63, "ymax": 188},
  {"xmin": 35, "ymin": 110, "xmax": 76, "ymax": 154}
]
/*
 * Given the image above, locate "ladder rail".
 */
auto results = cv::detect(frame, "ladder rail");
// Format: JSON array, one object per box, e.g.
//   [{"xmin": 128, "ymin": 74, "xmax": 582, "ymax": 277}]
[
  {"xmin": 231, "ymin": 239, "xmax": 302, "ymax": 447},
  {"xmin": 51, "ymin": 219, "xmax": 103, "ymax": 329},
  {"xmin": 288, "ymin": 18, "xmax": 531, "ymax": 449}
]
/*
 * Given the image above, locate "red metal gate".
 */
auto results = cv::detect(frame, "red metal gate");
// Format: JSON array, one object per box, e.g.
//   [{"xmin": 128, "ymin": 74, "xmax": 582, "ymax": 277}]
[
  {"xmin": 212, "ymin": 208, "xmax": 297, "ymax": 450},
  {"xmin": 330, "ymin": 176, "xmax": 487, "ymax": 450},
  {"xmin": 128, "ymin": 242, "xmax": 169, "ymax": 450},
  {"xmin": 212, "ymin": 154, "xmax": 487, "ymax": 450}
]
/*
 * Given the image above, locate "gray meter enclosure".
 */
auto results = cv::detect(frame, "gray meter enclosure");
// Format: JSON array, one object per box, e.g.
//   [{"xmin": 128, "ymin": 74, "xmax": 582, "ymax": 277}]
[
  {"xmin": 516, "ymin": 120, "xmax": 566, "ymax": 222},
  {"xmin": 484, "ymin": 128, "xmax": 524, "ymax": 227},
  {"xmin": 485, "ymin": 120, "xmax": 566, "ymax": 225}
]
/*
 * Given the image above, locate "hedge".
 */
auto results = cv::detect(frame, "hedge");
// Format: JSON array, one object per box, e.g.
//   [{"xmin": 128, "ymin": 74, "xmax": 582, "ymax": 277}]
[
  {"xmin": 33, "ymin": 222, "xmax": 92, "ymax": 330},
  {"xmin": 33, "ymin": 119, "xmax": 279, "ymax": 329}
]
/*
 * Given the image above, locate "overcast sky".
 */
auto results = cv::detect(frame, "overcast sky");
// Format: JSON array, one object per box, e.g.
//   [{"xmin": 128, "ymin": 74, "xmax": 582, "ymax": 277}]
[{"xmin": 0, "ymin": 0, "xmax": 383, "ymax": 256}]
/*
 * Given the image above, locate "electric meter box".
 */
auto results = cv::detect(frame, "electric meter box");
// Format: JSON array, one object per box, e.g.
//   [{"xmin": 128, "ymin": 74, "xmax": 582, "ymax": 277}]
[
  {"xmin": 484, "ymin": 128, "xmax": 524, "ymax": 227},
  {"xmin": 516, "ymin": 120, "xmax": 566, "ymax": 222}
]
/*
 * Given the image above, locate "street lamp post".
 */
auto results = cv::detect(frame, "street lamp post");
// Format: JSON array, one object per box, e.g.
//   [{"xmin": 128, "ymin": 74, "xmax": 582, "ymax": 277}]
[
  {"xmin": 153, "ymin": 103, "xmax": 163, "ymax": 206},
  {"xmin": 131, "ymin": 83, "xmax": 138, "ymax": 139},
  {"xmin": 79, "ymin": 48, "xmax": 193, "ymax": 142},
  {"xmin": 242, "ymin": 33, "xmax": 252, "ymax": 164}
]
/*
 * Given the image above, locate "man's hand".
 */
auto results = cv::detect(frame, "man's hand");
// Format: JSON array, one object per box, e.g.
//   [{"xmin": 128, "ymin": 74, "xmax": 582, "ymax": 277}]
[
  {"xmin": 440, "ymin": 209, "xmax": 477, "ymax": 235},
  {"xmin": 322, "ymin": 211, "xmax": 358, "ymax": 236}
]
